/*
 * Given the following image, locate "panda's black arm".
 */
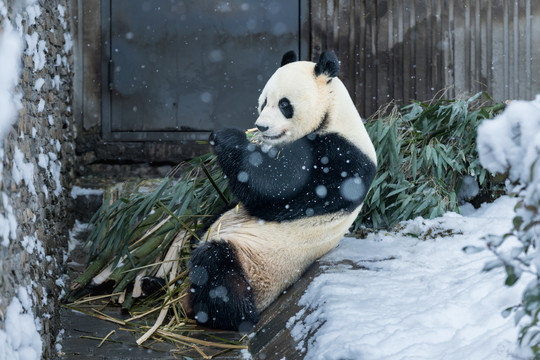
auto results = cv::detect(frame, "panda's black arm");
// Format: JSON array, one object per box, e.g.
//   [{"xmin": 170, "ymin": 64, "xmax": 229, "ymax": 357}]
[
  {"xmin": 211, "ymin": 129, "xmax": 377, "ymax": 222},
  {"xmin": 210, "ymin": 128, "xmax": 314, "ymax": 204}
]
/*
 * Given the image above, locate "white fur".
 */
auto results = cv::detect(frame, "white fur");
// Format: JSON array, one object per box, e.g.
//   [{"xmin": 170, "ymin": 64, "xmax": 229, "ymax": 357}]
[
  {"xmin": 203, "ymin": 204, "xmax": 360, "ymax": 310},
  {"xmin": 255, "ymin": 61, "xmax": 377, "ymax": 165},
  {"xmin": 201, "ymin": 58, "xmax": 376, "ymax": 312}
]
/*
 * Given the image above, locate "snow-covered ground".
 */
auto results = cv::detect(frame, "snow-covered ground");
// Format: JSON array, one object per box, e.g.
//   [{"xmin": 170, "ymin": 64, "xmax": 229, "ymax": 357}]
[{"xmin": 287, "ymin": 196, "xmax": 532, "ymax": 360}]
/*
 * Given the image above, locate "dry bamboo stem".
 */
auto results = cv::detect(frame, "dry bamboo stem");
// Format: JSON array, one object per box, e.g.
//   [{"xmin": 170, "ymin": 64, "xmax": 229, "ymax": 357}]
[
  {"xmin": 156, "ymin": 230, "xmax": 187, "ymax": 278},
  {"xmin": 136, "ymin": 248, "xmax": 180, "ymax": 345},
  {"xmin": 98, "ymin": 330, "xmax": 116, "ymax": 348},
  {"xmin": 156, "ymin": 329, "xmax": 248, "ymax": 350},
  {"xmin": 136, "ymin": 304, "xmax": 170, "ymax": 345}
]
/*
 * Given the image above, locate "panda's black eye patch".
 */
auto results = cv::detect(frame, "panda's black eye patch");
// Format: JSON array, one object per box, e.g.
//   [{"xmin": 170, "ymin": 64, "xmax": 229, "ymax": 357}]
[
  {"xmin": 260, "ymin": 98, "xmax": 267, "ymax": 112},
  {"xmin": 278, "ymin": 97, "xmax": 293, "ymax": 119}
]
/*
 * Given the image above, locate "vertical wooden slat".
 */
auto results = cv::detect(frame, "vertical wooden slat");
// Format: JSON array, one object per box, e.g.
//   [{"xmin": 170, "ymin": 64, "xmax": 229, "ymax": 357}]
[
  {"xmin": 348, "ymin": 0, "xmax": 357, "ymax": 103},
  {"xmin": 487, "ymin": 0, "xmax": 493, "ymax": 96},
  {"xmin": 503, "ymin": 0, "xmax": 509, "ymax": 99},
  {"xmin": 388, "ymin": 0, "xmax": 394, "ymax": 102},
  {"xmin": 435, "ymin": 0, "xmax": 443, "ymax": 94},
  {"xmin": 371, "ymin": 0, "xmax": 378, "ymax": 112},
  {"xmin": 513, "ymin": 0, "xmax": 519, "ymax": 98},
  {"xmin": 525, "ymin": 0, "xmax": 531, "ymax": 99},
  {"xmin": 474, "ymin": 0, "xmax": 481, "ymax": 93},
  {"xmin": 448, "ymin": 0, "xmax": 455, "ymax": 98},
  {"xmin": 325, "ymin": 0, "xmax": 333, "ymax": 54},
  {"xmin": 464, "ymin": 0, "xmax": 471, "ymax": 93},
  {"xmin": 357, "ymin": 0, "xmax": 366, "ymax": 115},
  {"xmin": 409, "ymin": 0, "xmax": 416, "ymax": 101},
  {"xmin": 376, "ymin": 1, "xmax": 389, "ymax": 105},
  {"xmin": 425, "ymin": 0, "xmax": 433, "ymax": 97}
]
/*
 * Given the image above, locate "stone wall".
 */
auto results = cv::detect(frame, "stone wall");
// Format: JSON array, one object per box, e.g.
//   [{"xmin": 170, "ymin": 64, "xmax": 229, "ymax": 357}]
[{"xmin": 0, "ymin": 0, "xmax": 74, "ymax": 358}]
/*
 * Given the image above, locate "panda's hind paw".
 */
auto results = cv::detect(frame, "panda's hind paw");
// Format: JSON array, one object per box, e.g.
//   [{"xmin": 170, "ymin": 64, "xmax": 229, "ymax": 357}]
[{"xmin": 141, "ymin": 276, "xmax": 166, "ymax": 296}]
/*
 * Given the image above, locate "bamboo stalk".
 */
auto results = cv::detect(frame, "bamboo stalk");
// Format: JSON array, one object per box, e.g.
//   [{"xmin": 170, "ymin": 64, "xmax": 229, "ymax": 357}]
[
  {"xmin": 137, "ymin": 249, "xmax": 180, "ymax": 345},
  {"xmin": 155, "ymin": 329, "xmax": 248, "ymax": 350},
  {"xmin": 98, "ymin": 330, "xmax": 116, "ymax": 348},
  {"xmin": 136, "ymin": 304, "xmax": 170, "ymax": 345},
  {"xmin": 92, "ymin": 309, "xmax": 126, "ymax": 326},
  {"xmin": 70, "ymin": 292, "xmax": 123, "ymax": 305},
  {"xmin": 80, "ymin": 335, "xmax": 122, "ymax": 345},
  {"xmin": 70, "ymin": 255, "xmax": 110, "ymax": 291},
  {"xmin": 128, "ymin": 214, "xmax": 172, "ymax": 250}
]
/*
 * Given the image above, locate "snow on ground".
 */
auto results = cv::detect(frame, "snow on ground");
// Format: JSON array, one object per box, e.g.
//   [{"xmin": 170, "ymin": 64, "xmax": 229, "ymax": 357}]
[{"xmin": 287, "ymin": 196, "xmax": 532, "ymax": 360}]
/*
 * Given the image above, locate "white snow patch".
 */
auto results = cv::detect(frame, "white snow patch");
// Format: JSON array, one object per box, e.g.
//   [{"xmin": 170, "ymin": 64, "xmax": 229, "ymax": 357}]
[
  {"xmin": 63, "ymin": 32, "xmax": 72, "ymax": 54},
  {"xmin": 41, "ymin": 184, "xmax": 48, "ymax": 200},
  {"xmin": 287, "ymin": 196, "xmax": 531, "ymax": 360},
  {"xmin": 0, "ymin": 287, "xmax": 43, "ymax": 360},
  {"xmin": 37, "ymin": 149, "xmax": 48, "ymax": 169},
  {"xmin": 0, "ymin": 22, "xmax": 23, "ymax": 144},
  {"xmin": 67, "ymin": 221, "xmax": 90, "ymax": 267},
  {"xmin": 37, "ymin": 98, "xmax": 45, "ymax": 112},
  {"xmin": 12, "ymin": 146, "xmax": 36, "ymax": 195},
  {"xmin": 240, "ymin": 349, "xmax": 253, "ymax": 360},
  {"xmin": 51, "ymin": 74, "xmax": 61, "ymax": 90},
  {"xmin": 49, "ymin": 158, "xmax": 63, "ymax": 197},
  {"xmin": 24, "ymin": 32, "xmax": 47, "ymax": 72},
  {"xmin": 25, "ymin": 3, "xmax": 41, "ymax": 27},
  {"xmin": 55, "ymin": 329, "xmax": 65, "ymax": 355},
  {"xmin": 47, "ymin": 115, "xmax": 54, "ymax": 126},
  {"xmin": 33, "ymin": 78, "xmax": 44, "ymax": 91},
  {"xmin": 57, "ymin": 4, "xmax": 66, "ymax": 30},
  {"xmin": 21, "ymin": 235, "xmax": 44, "ymax": 258},
  {"xmin": 70, "ymin": 186, "xmax": 104, "ymax": 199},
  {"xmin": 478, "ymin": 96, "xmax": 540, "ymax": 183},
  {"xmin": 0, "ymin": 1, "xmax": 6, "ymax": 17},
  {"xmin": 0, "ymin": 192, "xmax": 17, "ymax": 246}
]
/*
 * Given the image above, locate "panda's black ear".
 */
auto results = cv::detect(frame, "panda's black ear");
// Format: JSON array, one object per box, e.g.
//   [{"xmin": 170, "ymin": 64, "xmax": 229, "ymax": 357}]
[
  {"xmin": 314, "ymin": 51, "xmax": 340, "ymax": 78},
  {"xmin": 280, "ymin": 50, "xmax": 298, "ymax": 67}
]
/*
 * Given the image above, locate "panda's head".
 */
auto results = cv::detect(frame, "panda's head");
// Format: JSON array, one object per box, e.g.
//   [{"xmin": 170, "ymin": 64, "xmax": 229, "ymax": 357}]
[{"xmin": 255, "ymin": 51, "xmax": 341, "ymax": 145}]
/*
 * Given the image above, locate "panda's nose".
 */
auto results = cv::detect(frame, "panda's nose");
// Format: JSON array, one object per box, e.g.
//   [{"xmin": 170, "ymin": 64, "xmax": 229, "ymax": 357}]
[{"xmin": 256, "ymin": 124, "xmax": 269, "ymax": 132}]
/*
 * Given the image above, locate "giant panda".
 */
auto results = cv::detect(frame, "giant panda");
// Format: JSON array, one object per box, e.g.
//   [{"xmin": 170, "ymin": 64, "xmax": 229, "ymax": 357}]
[{"xmin": 187, "ymin": 50, "xmax": 377, "ymax": 331}]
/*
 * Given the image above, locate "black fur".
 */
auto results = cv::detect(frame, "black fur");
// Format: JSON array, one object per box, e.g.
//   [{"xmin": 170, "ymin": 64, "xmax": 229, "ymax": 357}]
[
  {"xmin": 314, "ymin": 51, "xmax": 340, "ymax": 78},
  {"xmin": 278, "ymin": 97, "xmax": 294, "ymax": 119},
  {"xmin": 189, "ymin": 240, "xmax": 259, "ymax": 331},
  {"xmin": 141, "ymin": 276, "xmax": 166, "ymax": 296},
  {"xmin": 260, "ymin": 98, "xmax": 267, "ymax": 112},
  {"xmin": 210, "ymin": 128, "xmax": 376, "ymax": 222},
  {"xmin": 280, "ymin": 50, "xmax": 298, "ymax": 67}
]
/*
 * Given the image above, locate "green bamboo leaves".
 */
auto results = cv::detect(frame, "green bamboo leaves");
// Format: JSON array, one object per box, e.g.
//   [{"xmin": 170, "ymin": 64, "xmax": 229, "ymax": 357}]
[{"xmin": 353, "ymin": 93, "xmax": 505, "ymax": 230}]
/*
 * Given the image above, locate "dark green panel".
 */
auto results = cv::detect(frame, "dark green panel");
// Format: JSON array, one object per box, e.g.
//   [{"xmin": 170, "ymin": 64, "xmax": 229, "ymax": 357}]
[{"xmin": 106, "ymin": 0, "xmax": 303, "ymax": 140}]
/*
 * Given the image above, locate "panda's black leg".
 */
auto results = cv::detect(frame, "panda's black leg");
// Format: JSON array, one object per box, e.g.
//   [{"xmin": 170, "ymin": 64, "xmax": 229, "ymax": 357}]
[{"xmin": 188, "ymin": 240, "xmax": 259, "ymax": 332}]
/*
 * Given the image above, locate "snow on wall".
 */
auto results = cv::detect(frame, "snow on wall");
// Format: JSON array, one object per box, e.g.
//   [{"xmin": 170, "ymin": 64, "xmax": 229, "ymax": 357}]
[
  {"xmin": 0, "ymin": 17, "xmax": 22, "ymax": 145},
  {"xmin": 0, "ymin": 286, "xmax": 43, "ymax": 360},
  {"xmin": 0, "ymin": 0, "xmax": 76, "ymax": 358}
]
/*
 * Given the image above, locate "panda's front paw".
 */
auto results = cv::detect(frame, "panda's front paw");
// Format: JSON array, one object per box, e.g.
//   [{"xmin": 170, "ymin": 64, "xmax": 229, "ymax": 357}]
[{"xmin": 209, "ymin": 128, "xmax": 247, "ymax": 149}]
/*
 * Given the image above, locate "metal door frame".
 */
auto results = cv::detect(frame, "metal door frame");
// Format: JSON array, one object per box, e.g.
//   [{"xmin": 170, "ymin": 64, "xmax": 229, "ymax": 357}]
[{"xmin": 101, "ymin": 0, "xmax": 309, "ymax": 142}]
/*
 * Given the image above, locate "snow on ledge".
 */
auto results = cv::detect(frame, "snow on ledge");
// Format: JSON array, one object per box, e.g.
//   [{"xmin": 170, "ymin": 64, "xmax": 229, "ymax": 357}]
[{"xmin": 70, "ymin": 186, "xmax": 104, "ymax": 199}]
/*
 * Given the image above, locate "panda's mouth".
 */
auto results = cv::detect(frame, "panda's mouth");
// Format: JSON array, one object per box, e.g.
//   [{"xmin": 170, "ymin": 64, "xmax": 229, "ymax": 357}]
[{"xmin": 263, "ymin": 131, "xmax": 286, "ymax": 140}]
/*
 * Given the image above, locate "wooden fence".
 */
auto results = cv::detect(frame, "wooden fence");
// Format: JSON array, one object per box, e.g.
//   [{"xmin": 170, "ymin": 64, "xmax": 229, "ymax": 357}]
[{"xmin": 309, "ymin": 0, "xmax": 540, "ymax": 117}]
